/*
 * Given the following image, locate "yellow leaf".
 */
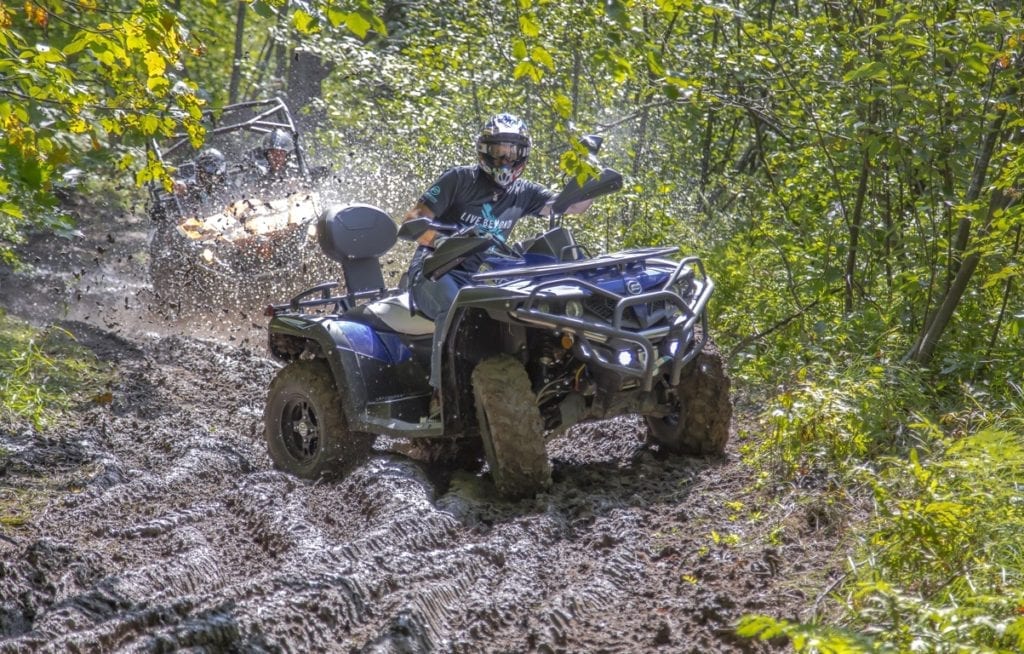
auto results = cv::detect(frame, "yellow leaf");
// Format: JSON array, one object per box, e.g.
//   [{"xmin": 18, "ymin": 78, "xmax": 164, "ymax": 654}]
[{"xmin": 144, "ymin": 51, "xmax": 165, "ymax": 77}]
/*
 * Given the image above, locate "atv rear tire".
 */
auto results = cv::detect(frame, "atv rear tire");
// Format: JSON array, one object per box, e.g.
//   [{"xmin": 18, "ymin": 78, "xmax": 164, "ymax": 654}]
[
  {"xmin": 264, "ymin": 359, "xmax": 375, "ymax": 480},
  {"xmin": 472, "ymin": 355, "xmax": 551, "ymax": 499},
  {"xmin": 645, "ymin": 340, "xmax": 732, "ymax": 456}
]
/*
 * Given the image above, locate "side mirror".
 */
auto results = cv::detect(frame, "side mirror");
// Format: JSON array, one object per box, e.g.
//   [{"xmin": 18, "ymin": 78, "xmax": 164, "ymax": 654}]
[
  {"xmin": 580, "ymin": 134, "xmax": 603, "ymax": 155},
  {"xmin": 398, "ymin": 217, "xmax": 432, "ymax": 241}
]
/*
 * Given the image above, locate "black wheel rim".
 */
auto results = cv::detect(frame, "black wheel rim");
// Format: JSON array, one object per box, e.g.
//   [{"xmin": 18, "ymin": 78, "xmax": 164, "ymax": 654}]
[{"xmin": 280, "ymin": 395, "xmax": 320, "ymax": 463}]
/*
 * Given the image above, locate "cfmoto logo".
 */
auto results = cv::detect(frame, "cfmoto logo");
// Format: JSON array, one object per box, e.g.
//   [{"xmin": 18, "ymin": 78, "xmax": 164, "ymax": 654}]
[{"xmin": 626, "ymin": 279, "xmax": 642, "ymax": 295}]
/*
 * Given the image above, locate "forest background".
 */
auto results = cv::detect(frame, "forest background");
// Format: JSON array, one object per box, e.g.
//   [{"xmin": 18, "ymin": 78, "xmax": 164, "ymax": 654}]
[{"xmin": 1, "ymin": 0, "xmax": 1023, "ymax": 651}]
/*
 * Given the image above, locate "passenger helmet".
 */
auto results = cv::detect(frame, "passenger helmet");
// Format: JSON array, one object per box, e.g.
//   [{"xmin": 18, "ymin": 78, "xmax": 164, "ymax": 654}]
[
  {"xmin": 195, "ymin": 148, "xmax": 226, "ymax": 176},
  {"xmin": 261, "ymin": 129, "xmax": 295, "ymax": 154},
  {"xmin": 476, "ymin": 113, "xmax": 530, "ymax": 188}
]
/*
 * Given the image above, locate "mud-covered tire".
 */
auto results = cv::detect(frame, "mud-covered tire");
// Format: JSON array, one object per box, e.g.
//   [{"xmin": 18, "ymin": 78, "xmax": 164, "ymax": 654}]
[
  {"xmin": 264, "ymin": 359, "xmax": 375, "ymax": 480},
  {"xmin": 472, "ymin": 355, "xmax": 551, "ymax": 499},
  {"xmin": 645, "ymin": 340, "xmax": 732, "ymax": 456}
]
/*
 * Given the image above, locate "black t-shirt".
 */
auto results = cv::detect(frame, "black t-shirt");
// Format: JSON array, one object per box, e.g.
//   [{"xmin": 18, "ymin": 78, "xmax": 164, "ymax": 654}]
[{"xmin": 418, "ymin": 165, "xmax": 553, "ymax": 239}]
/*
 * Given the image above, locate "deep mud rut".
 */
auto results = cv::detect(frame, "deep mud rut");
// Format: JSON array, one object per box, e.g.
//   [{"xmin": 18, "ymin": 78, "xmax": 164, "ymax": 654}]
[{"xmin": 0, "ymin": 195, "xmax": 849, "ymax": 652}]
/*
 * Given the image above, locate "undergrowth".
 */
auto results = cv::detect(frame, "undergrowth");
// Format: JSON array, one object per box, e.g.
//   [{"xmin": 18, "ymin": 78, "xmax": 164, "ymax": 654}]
[
  {"xmin": 0, "ymin": 309, "xmax": 113, "ymax": 431},
  {"xmin": 737, "ymin": 356, "xmax": 1024, "ymax": 653}
]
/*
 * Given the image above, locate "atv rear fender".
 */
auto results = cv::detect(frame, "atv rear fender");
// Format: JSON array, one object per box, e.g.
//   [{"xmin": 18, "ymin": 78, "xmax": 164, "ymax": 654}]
[{"xmin": 267, "ymin": 314, "xmax": 439, "ymax": 438}]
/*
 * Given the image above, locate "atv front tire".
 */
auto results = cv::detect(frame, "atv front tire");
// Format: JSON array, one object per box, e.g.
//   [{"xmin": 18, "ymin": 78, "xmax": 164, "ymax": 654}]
[
  {"xmin": 472, "ymin": 355, "xmax": 551, "ymax": 499},
  {"xmin": 645, "ymin": 341, "xmax": 732, "ymax": 456},
  {"xmin": 264, "ymin": 359, "xmax": 375, "ymax": 480}
]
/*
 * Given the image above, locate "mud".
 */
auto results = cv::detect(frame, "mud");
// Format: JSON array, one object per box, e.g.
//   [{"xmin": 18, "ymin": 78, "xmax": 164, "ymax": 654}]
[{"xmin": 0, "ymin": 191, "xmax": 848, "ymax": 652}]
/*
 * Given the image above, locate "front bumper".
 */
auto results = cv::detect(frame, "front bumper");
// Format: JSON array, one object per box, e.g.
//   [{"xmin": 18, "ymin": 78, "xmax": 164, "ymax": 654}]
[{"xmin": 493, "ymin": 256, "xmax": 714, "ymax": 392}]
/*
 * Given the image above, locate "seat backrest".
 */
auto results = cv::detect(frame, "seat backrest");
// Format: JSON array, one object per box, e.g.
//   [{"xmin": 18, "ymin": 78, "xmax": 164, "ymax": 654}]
[{"xmin": 317, "ymin": 204, "xmax": 397, "ymax": 294}]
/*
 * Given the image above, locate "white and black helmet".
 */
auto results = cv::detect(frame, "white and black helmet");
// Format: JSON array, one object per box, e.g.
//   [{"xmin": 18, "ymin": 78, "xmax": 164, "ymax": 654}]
[
  {"xmin": 476, "ymin": 113, "xmax": 530, "ymax": 188},
  {"xmin": 261, "ymin": 128, "xmax": 295, "ymax": 154}
]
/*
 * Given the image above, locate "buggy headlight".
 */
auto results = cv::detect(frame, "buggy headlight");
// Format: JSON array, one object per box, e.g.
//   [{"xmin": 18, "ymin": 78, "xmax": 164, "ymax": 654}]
[
  {"xmin": 617, "ymin": 350, "xmax": 634, "ymax": 366},
  {"xmin": 566, "ymin": 299, "xmax": 584, "ymax": 318}
]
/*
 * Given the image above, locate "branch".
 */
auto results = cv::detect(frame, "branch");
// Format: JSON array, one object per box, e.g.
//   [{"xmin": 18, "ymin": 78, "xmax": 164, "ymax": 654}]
[{"xmin": 726, "ymin": 297, "xmax": 823, "ymax": 361}]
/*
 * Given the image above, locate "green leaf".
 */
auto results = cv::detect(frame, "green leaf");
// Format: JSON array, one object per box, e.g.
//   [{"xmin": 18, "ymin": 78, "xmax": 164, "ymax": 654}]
[
  {"xmin": 531, "ymin": 45, "xmax": 554, "ymax": 71},
  {"xmin": 843, "ymin": 61, "xmax": 888, "ymax": 82},
  {"xmin": 646, "ymin": 49, "xmax": 665, "ymax": 76},
  {"xmin": 553, "ymin": 93, "xmax": 572, "ymax": 118},
  {"xmin": 0, "ymin": 202, "xmax": 24, "ymax": 219},
  {"xmin": 513, "ymin": 60, "xmax": 541, "ymax": 82},
  {"xmin": 512, "ymin": 38, "xmax": 527, "ymax": 60},
  {"xmin": 293, "ymin": 9, "xmax": 319, "ymax": 35},
  {"xmin": 519, "ymin": 15, "xmax": 540, "ymax": 37},
  {"xmin": 344, "ymin": 11, "xmax": 371, "ymax": 39},
  {"xmin": 63, "ymin": 33, "xmax": 93, "ymax": 56},
  {"xmin": 604, "ymin": 0, "xmax": 629, "ymax": 26},
  {"xmin": 327, "ymin": 8, "xmax": 346, "ymax": 28},
  {"xmin": 963, "ymin": 55, "xmax": 990, "ymax": 76}
]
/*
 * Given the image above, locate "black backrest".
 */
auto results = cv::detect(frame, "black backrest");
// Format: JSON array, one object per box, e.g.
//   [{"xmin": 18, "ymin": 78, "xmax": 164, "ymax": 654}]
[{"xmin": 317, "ymin": 204, "xmax": 397, "ymax": 294}]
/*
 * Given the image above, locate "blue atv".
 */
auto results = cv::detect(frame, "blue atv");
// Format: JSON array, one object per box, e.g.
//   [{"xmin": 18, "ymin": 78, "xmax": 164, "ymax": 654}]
[{"xmin": 262, "ymin": 164, "xmax": 732, "ymax": 499}]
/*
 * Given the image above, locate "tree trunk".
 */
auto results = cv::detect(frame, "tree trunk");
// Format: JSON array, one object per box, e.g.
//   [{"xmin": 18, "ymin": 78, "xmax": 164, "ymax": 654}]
[
  {"xmin": 909, "ymin": 186, "xmax": 1017, "ymax": 364},
  {"xmin": 228, "ymin": 1, "xmax": 247, "ymax": 104},
  {"xmin": 286, "ymin": 50, "xmax": 335, "ymax": 134},
  {"xmin": 907, "ymin": 108, "xmax": 1019, "ymax": 364},
  {"xmin": 844, "ymin": 149, "xmax": 870, "ymax": 314}
]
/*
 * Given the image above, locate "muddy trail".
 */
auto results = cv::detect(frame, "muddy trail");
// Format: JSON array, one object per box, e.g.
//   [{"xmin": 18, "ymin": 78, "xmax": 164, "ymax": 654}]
[{"xmin": 0, "ymin": 194, "xmax": 846, "ymax": 652}]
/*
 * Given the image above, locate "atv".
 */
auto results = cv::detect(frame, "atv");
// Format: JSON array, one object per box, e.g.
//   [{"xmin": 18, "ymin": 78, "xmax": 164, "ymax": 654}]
[
  {"xmin": 146, "ymin": 97, "xmax": 335, "ymax": 316},
  {"xmin": 262, "ymin": 151, "xmax": 732, "ymax": 499}
]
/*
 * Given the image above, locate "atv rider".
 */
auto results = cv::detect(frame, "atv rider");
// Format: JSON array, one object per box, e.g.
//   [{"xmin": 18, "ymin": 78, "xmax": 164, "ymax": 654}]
[{"xmin": 403, "ymin": 113, "xmax": 592, "ymax": 390}]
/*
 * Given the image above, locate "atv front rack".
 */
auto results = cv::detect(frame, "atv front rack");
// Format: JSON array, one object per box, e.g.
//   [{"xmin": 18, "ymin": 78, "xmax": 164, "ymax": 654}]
[{"xmin": 496, "ymin": 256, "xmax": 714, "ymax": 392}]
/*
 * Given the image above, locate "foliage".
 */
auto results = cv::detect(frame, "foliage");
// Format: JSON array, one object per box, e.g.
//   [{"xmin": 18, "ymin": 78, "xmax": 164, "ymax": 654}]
[
  {"xmin": 0, "ymin": 310, "xmax": 114, "ymax": 430},
  {"xmin": 0, "ymin": 0, "xmax": 206, "ymax": 262},
  {"xmin": 747, "ymin": 357, "xmax": 932, "ymax": 481},
  {"xmin": 740, "ymin": 426, "xmax": 1024, "ymax": 653}
]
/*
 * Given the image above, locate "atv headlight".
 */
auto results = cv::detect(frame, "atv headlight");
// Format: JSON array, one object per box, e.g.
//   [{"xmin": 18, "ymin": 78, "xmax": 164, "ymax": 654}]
[
  {"xmin": 617, "ymin": 350, "xmax": 634, "ymax": 366},
  {"xmin": 566, "ymin": 299, "xmax": 584, "ymax": 318}
]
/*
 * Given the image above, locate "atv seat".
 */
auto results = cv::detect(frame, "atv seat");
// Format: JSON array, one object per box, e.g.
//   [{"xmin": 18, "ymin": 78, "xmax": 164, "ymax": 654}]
[
  {"xmin": 317, "ymin": 204, "xmax": 397, "ymax": 295},
  {"xmin": 349, "ymin": 292, "xmax": 434, "ymax": 336}
]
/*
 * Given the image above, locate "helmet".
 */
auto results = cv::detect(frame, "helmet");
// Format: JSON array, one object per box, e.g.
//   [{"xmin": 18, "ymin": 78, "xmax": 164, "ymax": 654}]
[
  {"xmin": 195, "ymin": 148, "xmax": 226, "ymax": 176},
  {"xmin": 261, "ymin": 129, "xmax": 295, "ymax": 154},
  {"xmin": 476, "ymin": 113, "xmax": 530, "ymax": 188}
]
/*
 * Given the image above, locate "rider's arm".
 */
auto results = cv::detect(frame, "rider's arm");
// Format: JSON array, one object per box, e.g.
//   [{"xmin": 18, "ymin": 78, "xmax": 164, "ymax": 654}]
[{"xmin": 402, "ymin": 202, "xmax": 439, "ymax": 247}]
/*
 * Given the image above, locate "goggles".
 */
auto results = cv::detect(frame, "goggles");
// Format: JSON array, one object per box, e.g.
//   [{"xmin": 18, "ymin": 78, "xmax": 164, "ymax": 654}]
[{"xmin": 478, "ymin": 141, "xmax": 529, "ymax": 168}]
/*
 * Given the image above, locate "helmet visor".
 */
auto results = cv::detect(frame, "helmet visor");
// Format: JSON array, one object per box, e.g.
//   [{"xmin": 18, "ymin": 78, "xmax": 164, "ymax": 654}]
[{"xmin": 479, "ymin": 141, "xmax": 529, "ymax": 168}]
